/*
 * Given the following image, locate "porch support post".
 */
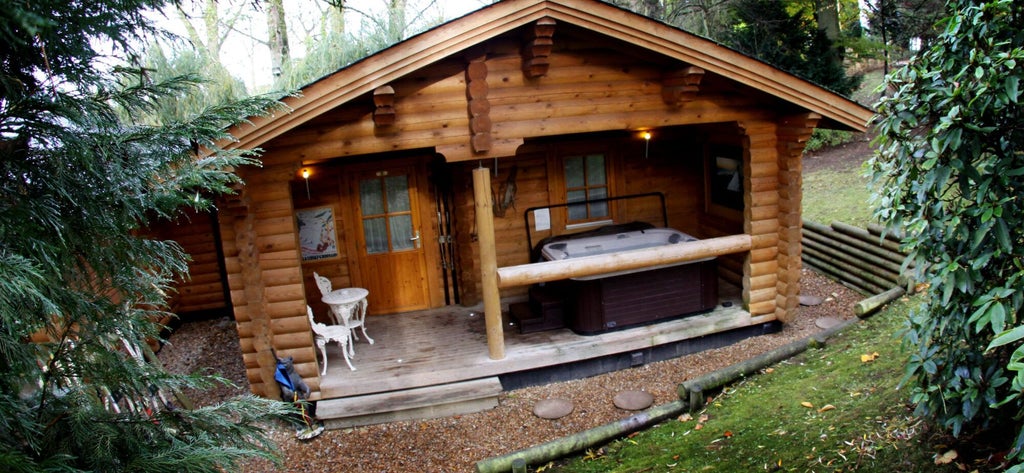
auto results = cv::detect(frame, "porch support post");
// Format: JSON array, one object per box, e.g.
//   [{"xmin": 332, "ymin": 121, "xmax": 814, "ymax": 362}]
[
  {"xmin": 775, "ymin": 113, "xmax": 821, "ymax": 323},
  {"xmin": 473, "ymin": 167, "xmax": 505, "ymax": 360}
]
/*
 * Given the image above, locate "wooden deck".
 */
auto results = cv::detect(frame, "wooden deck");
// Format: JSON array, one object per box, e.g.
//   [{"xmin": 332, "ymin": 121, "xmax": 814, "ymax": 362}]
[{"xmin": 316, "ymin": 281, "xmax": 758, "ymax": 400}]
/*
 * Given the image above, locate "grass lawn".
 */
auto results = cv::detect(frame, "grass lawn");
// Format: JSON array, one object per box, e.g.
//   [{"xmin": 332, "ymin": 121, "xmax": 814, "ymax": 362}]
[
  {"xmin": 550, "ymin": 298, "xmax": 959, "ymax": 472},
  {"xmin": 802, "ymin": 164, "xmax": 876, "ymax": 228}
]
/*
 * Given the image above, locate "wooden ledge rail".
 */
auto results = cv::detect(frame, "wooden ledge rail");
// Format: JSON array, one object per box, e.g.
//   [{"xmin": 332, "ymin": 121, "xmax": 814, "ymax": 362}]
[{"xmin": 496, "ymin": 234, "xmax": 752, "ymax": 289}]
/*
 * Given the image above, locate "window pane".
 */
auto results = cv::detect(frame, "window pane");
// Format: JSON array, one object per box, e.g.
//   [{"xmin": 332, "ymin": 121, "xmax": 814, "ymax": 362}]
[
  {"xmin": 363, "ymin": 217, "xmax": 387, "ymax": 254},
  {"xmin": 359, "ymin": 179, "xmax": 384, "ymax": 215},
  {"xmin": 389, "ymin": 215, "xmax": 414, "ymax": 251},
  {"xmin": 586, "ymin": 155, "xmax": 606, "ymax": 185},
  {"xmin": 385, "ymin": 175, "xmax": 410, "ymax": 212},
  {"xmin": 567, "ymin": 190, "xmax": 587, "ymax": 220},
  {"xmin": 564, "ymin": 156, "xmax": 584, "ymax": 188},
  {"xmin": 588, "ymin": 188, "xmax": 608, "ymax": 217}
]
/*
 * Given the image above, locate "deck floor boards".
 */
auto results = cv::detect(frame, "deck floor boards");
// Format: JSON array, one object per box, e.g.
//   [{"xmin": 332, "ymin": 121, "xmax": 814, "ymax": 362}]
[{"xmin": 316, "ymin": 281, "xmax": 748, "ymax": 400}]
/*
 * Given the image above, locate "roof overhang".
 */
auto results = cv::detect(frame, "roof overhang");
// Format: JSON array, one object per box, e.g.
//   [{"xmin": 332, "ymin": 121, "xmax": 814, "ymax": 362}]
[{"xmin": 222, "ymin": 0, "xmax": 874, "ymax": 152}]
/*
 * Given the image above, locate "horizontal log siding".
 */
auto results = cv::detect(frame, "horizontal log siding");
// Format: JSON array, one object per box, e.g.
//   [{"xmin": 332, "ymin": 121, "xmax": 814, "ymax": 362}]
[
  {"xmin": 220, "ymin": 173, "xmax": 320, "ymax": 400},
  {"xmin": 618, "ymin": 135, "xmax": 703, "ymax": 236},
  {"xmin": 450, "ymin": 154, "xmax": 553, "ymax": 304},
  {"xmin": 262, "ymin": 39, "xmax": 769, "ymax": 164},
  {"xmin": 774, "ymin": 114, "xmax": 820, "ymax": 323},
  {"xmin": 148, "ymin": 210, "xmax": 229, "ymax": 315},
  {"xmin": 741, "ymin": 120, "xmax": 779, "ymax": 317}
]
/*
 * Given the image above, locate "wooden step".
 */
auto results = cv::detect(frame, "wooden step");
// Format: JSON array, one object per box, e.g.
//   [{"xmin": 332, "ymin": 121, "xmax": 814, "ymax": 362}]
[{"xmin": 316, "ymin": 377, "xmax": 503, "ymax": 429}]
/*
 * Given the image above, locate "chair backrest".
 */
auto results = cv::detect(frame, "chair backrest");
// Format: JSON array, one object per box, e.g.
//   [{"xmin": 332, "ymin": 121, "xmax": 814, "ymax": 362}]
[
  {"xmin": 307, "ymin": 305, "xmax": 325, "ymax": 333},
  {"xmin": 312, "ymin": 272, "xmax": 332, "ymax": 296}
]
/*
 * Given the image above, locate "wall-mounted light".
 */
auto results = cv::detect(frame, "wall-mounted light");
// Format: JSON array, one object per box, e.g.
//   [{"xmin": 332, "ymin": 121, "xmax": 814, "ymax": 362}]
[
  {"xmin": 642, "ymin": 131, "xmax": 652, "ymax": 159},
  {"xmin": 301, "ymin": 168, "xmax": 311, "ymax": 199}
]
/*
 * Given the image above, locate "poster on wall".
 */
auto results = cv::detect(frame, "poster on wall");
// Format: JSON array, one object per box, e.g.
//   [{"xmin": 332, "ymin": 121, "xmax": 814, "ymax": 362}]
[{"xmin": 296, "ymin": 207, "xmax": 339, "ymax": 261}]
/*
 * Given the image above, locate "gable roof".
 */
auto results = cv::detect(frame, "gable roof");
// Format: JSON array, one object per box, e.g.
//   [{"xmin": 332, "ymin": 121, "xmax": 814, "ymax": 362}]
[{"xmin": 223, "ymin": 0, "xmax": 874, "ymax": 152}]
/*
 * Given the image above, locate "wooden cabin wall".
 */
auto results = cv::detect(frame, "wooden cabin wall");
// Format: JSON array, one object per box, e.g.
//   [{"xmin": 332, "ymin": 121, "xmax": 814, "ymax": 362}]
[
  {"xmin": 254, "ymin": 29, "xmax": 791, "ymax": 320},
  {"xmin": 219, "ymin": 164, "xmax": 319, "ymax": 399},
  {"xmin": 246, "ymin": 152, "xmax": 450, "ymax": 318},
  {"xmin": 617, "ymin": 132, "xmax": 703, "ymax": 235},
  {"xmin": 288, "ymin": 165, "xmax": 354, "ymax": 323},
  {"xmin": 695, "ymin": 124, "xmax": 746, "ymax": 287},
  {"xmin": 148, "ymin": 209, "xmax": 229, "ymax": 317},
  {"xmin": 451, "ymin": 153, "xmax": 553, "ymax": 306}
]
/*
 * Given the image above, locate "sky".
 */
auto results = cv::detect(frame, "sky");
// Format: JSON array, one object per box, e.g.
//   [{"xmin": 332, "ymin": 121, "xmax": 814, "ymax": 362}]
[{"xmin": 159, "ymin": 0, "xmax": 494, "ymax": 91}]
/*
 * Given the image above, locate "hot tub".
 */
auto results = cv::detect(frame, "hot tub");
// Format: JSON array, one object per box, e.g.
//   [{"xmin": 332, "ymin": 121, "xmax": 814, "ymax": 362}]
[{"xmin": 540, "ymin": 227, "xmax": 718, "ymax": 334}]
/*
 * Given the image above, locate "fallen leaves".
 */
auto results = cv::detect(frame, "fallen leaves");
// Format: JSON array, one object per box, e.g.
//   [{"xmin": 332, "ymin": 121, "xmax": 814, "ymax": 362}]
[
  {"xmin": 861, "ymin": 352, "xmax": 880, "ymax": 363},
  {"xmin": 801, "ymin": 401, "xmax": 814, "ymax": 408},
  {"xmin": 934, "ymin": 449, "xmax": 958, "ymax": 465},
  {"xmin": 818, "ymin": 404, "xmax": 836, "ymax": 413}
]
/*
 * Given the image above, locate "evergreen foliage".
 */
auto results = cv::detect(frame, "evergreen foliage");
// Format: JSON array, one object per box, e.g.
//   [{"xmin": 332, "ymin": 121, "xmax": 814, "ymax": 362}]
[
  {"xmin": 868, "ymin": 0, "xmax": 1024, "ymax": 467},
  {"xmin": 723, "ymin": 0, "xmax": 861, "ymax": 96},
  {"xmin": 0, "ymin": 0, "xmax": 295, "ymax": 471}
]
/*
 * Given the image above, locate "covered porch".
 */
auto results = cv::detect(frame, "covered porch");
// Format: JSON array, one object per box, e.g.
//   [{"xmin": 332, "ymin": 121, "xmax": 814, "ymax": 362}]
[{"xmin": 311, "ymin": 280, "xmax": 768, "ymax": 427}]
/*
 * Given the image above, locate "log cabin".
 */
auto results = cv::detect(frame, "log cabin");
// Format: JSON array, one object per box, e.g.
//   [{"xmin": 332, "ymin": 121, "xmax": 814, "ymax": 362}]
[{"xmin": 159, "ymin": 0, "xmax": 873, "ymax": 425}]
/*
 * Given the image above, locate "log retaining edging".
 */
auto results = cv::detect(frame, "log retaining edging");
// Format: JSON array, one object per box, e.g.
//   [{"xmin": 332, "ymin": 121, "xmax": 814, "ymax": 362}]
[
  {"xmin": 474, "ymin": 318, "xmax": 862, "ymax": 473},
  {"xmin": 801, "ymin": 219, "xmax": 911, "ymax": 296}
]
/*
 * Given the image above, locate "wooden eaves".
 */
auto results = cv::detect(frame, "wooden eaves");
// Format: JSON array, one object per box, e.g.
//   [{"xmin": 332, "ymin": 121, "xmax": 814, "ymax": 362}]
[{"xmin": 218, "ymin": 0, "xmax": 873, "ymax": 155}]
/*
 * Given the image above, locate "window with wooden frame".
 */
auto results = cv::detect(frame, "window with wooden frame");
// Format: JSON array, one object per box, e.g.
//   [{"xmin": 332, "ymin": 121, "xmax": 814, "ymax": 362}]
[
  {"xmin": 563, "ymin": 153, "xmax": 610, "ymax": 225},
  {"xmin": 705, "ymin": 144, "xmax": 744, "ymax": 217}
]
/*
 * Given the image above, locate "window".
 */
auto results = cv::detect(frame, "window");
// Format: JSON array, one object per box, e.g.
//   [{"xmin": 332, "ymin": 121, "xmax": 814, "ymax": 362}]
[
  {"xmin": 563, "ymin": 153, "xmax": 609, "ymax": 223},
  {"xmin": 707, "ymin": 146, "xmax": 744, "ymax": 212}
]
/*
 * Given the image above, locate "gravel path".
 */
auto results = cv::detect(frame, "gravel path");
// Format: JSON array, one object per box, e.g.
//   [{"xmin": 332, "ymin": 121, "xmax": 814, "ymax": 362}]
[{"xmin": 158, "ymin": 269, "xmax": 861, "ymax": 473}]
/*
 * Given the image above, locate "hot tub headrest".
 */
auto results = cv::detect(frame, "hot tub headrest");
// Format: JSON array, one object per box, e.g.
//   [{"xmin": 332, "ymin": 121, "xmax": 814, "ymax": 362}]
[{"xmin": 530, "ymin": 221, "xmax": 656, "ymax": 263}]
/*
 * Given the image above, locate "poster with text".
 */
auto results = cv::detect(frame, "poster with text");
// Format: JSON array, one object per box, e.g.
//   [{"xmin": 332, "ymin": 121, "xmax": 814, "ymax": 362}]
[{"xmin": 297, "ymin": 207, "xmax": 339, "ymax": 261}]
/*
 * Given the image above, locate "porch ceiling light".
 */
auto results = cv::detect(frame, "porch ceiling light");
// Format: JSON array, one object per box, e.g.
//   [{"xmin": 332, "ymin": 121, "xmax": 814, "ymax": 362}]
[{"xmin": 302, "ymin": 168, "xmax": 311, "ymax": 199}]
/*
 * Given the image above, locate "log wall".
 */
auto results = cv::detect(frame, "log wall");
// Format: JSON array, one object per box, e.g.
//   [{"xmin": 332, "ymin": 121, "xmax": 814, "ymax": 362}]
[
  {"xmin": 219, "ymin": 167, "xmax": 319, "ymax": 400},
  {"xmin": 149, "ymin": 209, "xmax": 229, "ymax": 316}
]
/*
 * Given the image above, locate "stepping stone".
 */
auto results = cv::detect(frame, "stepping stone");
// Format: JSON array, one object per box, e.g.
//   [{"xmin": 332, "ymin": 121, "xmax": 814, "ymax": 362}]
[
  {"xmin": 613, "ymin": 390, "xmax": 654, "ymax": 411},
  {"xmin": 533, "ymin": 398, "xmax": 574, "ymax": 419},
  {"xmin": 800, "ymin": 295, "xmax": 825, "ymax": 306},
  {"xmin": 815, "ymin": 316, "xmax": 844, "ymax": 329}
]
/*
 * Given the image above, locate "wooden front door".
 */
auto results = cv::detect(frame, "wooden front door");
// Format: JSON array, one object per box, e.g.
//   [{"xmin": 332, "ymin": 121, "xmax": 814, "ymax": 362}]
[{"xmin": 351, "ymin": 164, "xmax": 431, "ymax": 314}]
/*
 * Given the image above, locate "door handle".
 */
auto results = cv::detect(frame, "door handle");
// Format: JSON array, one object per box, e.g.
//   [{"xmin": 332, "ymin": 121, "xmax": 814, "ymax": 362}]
[{"xmin": 410, "ymin": 230, "xmax": 421, "ymax": 248}]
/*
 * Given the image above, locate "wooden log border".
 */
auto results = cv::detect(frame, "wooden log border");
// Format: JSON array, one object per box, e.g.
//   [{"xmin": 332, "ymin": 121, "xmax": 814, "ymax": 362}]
[{"xmin": 801, "ymin": 219, "xmax": 912, "ymax": 297}]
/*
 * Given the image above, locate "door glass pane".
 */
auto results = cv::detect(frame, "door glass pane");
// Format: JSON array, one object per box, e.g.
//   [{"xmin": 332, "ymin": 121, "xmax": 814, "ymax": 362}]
[
  {"xmin": 564, "ymin": 156, "xmax": 584, "ymax": 188},
  {"xmin": 363, "ymin": 217, "xmax": 387, "ymax": 254},
  {"xmin": 586, "ymin": 155, "xmax": 606, "ymax": 185},
  {"xmin": 385, "ymin": 175, "xmax": 410, "ymax": 212},
  {"xmin": 360, "ymin": 179, "xmax": 384, "ymax": 215},
  {"xmin": 389, "ymin": 214, "xmax": 414, "ymax": 251}
]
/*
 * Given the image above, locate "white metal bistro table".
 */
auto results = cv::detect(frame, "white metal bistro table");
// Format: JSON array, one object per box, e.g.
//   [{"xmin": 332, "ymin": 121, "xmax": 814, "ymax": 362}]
[{"xmin": 321, "ymin": 287, "xmax": 373, "ymax": 351}]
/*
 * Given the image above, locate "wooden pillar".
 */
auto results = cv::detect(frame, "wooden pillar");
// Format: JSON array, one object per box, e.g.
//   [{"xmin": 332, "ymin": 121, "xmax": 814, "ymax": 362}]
[
  {"xmin": 775, "ymin": 113, "xmax": 821, "ymax": 323},
  {"xmin": 473, "ymin": 167, "xmax": 505, "ymax": 360},
  {"xmin": 739, "ymin": 120, "xmax": 780, "ymax": 317},
  {"xmin": 226, "ymin": 190, "xmax": 281, "ymax": 400}
]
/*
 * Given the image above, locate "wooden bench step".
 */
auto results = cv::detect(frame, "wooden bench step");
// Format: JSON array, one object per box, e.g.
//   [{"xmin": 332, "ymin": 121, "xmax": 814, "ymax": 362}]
[{"xmin": 317, "ymin": 377, "xmax": 503, "ymax": 429}]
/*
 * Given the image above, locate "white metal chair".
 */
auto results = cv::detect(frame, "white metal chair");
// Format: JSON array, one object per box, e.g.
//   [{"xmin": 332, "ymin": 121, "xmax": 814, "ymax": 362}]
[
  {"xmin": 307, "ymin": 306, "xmax": 354, "ymax": 374},
  {"xmin": 312, "ymin": 271, "xmax": 332, "ymax": 296},
  {"xmin": 313, "ymin": 272, "xmax": 373, "ymax": 347}
]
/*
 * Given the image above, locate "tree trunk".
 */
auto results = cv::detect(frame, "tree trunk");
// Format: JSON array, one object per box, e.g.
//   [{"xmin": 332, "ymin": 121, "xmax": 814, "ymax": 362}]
[
  {"xmin": 388, "ymin": 0, "xmax": 407, "ymax": 43},
  {"xmin": 814, "ymin": 0, "xmax": 840, "ymax": 42},
  {"xmin": 327, "ymin": 0, "xmax": 345, "ymax": 36},
  {"xmin": 265, "ymin": 0, "xmax": 290, "ymax": 78}
]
